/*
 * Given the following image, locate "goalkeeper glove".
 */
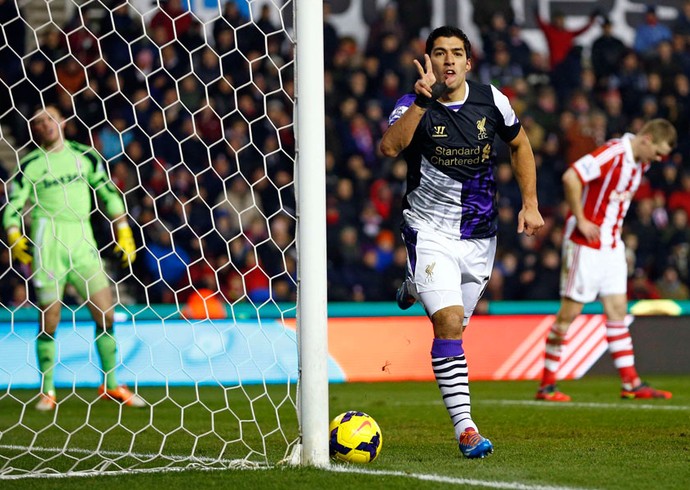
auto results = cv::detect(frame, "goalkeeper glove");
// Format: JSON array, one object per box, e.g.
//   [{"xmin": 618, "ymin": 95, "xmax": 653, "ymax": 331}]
[
  {"xmin": 114, "ymin": 223, "xmax": 137, "ymax": 267},
  {"xmin": 7, "ymin": 227, "xmax": 32, "ymax": 265}
]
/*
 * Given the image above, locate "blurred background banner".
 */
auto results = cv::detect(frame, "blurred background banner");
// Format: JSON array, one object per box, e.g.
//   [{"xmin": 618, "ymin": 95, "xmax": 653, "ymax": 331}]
[
  {"xmin": 317, "ymin": 314, "xmax": 609, "ymax": 382},
  {"xmin": 4, "ymin": 309, "xmax": 686, "ymax": 388},
  {"xmin": 0, "ymin": 319, "xmax": 321, "ymax": 389}
]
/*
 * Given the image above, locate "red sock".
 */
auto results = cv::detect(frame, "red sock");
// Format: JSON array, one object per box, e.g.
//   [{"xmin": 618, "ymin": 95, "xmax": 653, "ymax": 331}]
[
  {"xmin": 605, "ymin": 320, "xmax": 639, "ymax": 387},
  {"xmin": 540, "ymin": 326, "xmax": 566, "ymax": 388}
]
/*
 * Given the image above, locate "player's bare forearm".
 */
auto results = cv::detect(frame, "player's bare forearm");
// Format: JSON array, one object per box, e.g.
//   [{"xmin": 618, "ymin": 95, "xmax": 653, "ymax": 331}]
[
  {"xmin": 508, "ymin": 129, "xmax": 539, "ymax": 209},
  {"xmin": 562, "ymin": 168, "xmax": 599, "ymax": 242},
  {"xmin": 381, "ymin": 54, "xmax": 441, "ymax": 157},
  {"xmin": 562, "ymin": 168, "xmax": 585, "ymax": 221},
  {"xmin": 380, "ymin": 104, "xmax": 426, "ymax": 157},
  {"xmin": 509, "ymin": 129, "xmax": 543, "ymax": 235}
]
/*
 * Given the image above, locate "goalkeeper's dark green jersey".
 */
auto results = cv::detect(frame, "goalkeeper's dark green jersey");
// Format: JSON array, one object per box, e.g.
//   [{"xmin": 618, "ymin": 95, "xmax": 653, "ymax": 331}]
[{"xmin": 3, "ymin": 140, "xmax": 125, "ymax": 230}]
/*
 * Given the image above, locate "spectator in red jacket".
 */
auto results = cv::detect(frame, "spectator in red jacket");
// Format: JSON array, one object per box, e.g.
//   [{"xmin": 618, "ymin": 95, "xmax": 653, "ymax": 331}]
[
  {"xmin": 149, "ymin": 0, "xmax": 192, "ymax": 45},
  {"xmin": 534, "ymin": 7, "xmax": 598, "ymax": 100}
]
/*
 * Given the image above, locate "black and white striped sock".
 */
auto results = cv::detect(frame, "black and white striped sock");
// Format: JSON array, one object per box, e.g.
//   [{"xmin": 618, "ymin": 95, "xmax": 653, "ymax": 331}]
[{"xmin": 431, "ymin": 338, "xmax": 475, "ymax": 439}]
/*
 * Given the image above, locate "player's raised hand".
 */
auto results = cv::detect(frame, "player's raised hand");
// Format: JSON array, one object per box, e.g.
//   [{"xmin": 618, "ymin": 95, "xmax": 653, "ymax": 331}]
[
  {"xmin": 517, "ymin": 207, "xmax": 545, "ymax": 237},
  {"xmin": 413, "ymin": 54, "xmax": 448, "ymax": 108},
  {"xmin": 114, "ymin": 223, "xmax": 137, "ymax": 267},
  {"xmin": 413, "ymin": 54, "xmax": 437, "ymax": 98},
  {"xmin": 7, "ymin": 227, "xmax": 32, "ymax": 265}
]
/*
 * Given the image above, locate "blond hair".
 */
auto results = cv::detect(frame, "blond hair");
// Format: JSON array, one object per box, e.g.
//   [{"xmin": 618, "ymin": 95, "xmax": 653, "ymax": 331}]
[{"xmin": 639, "ymin": 118, "xmax": 677, "ymax": 148}]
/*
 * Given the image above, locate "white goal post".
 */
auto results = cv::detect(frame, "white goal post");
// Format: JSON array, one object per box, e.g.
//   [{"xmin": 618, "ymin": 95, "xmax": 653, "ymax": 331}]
[
  {"xmin": 294, "ymin": 0, "xmax": 330, "ymax": 468},
  {"xmin": 0, "ymin": 0, "xmax": 329, "ymax": 477}
]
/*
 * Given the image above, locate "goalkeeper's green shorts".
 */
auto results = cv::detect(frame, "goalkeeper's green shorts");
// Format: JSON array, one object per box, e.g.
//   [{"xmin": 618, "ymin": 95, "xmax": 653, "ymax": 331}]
[{"xmin": 31, "ymin": 218, "xmax": 109, "ymax": 305}]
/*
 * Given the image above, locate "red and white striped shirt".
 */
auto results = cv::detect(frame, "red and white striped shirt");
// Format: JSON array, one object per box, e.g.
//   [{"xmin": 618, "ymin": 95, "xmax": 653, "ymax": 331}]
[{"xmin": 564, "ymin": 134, "xmax": 649, "ymax": 250}]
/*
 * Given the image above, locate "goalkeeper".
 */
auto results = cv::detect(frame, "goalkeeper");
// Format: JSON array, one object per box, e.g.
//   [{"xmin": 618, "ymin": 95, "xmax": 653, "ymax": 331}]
[{"xmin": 3, "ymin": 105, "xmax": 145, "ymax": 411}]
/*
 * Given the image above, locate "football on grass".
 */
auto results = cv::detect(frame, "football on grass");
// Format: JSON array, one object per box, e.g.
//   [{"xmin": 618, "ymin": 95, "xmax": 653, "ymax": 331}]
[{"xmin": 329, "ymin": 411, "xmax": 382, "ymax": 463}]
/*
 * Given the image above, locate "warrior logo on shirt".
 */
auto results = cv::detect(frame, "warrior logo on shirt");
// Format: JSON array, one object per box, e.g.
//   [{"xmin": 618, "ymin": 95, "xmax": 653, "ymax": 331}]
[
  {"xmin": 432, "ymin": 125, "xmax": 448, "ymax": 138},
  {"xmin": 476, "ymin": 117, "xmax": 488, "ymax": 140}
]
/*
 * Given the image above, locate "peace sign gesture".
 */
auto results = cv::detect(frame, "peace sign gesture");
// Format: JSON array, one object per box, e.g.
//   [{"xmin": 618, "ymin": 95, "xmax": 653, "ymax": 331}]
[
  {"xmin": 413, "ymin": 54, "xmax": 437, "ymax": 98},
  {"xmin": 413, "ymin": 54, "xmax": 448, "ymax": 104}
]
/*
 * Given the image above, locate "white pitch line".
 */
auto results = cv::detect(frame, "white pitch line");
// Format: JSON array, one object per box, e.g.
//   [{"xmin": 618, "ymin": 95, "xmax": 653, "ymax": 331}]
[
  {"xmin": 0, "ymin": 443, "xmax": 594, "ymax": 490},
  {"xmin": 486, "ymin": 399, "xmax": 690, "ymax": 411},
  {"xmin": 3, "ymin": 394, "xmax": 686, "ymax": 488},
  {"xmin": 0, "ymin": 444, "xmax": 252, "ymax": 465},
  {"xmin": 386, "ymin": 398, "xmax": 690, "ymax": 411},
  {"xmin": 0, "ymin": 464, "xmax": 262, "ymax": 481},
  {"xmin": 0, "ymin": 443, "xmax": 264, "ymax": 481},
  {"xmin": 0, "ymin": 458, "xmax": 595, "ymax": 490},
  {"xmin": 327, "ymin": 465, "xmax": 594, "ymax": 490}
]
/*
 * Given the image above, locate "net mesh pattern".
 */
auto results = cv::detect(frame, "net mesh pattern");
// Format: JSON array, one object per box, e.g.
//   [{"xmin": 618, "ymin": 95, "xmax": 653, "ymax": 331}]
[{"xmin": 0, "ymin": 0, "xmax": 300, "ymax": 477}]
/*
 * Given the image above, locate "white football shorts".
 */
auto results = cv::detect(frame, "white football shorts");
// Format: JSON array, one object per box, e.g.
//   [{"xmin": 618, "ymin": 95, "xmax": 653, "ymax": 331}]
[
  {"xmin": 560, "ymin": 239, "xmax": 627, "ymax": 303},
  {"xmin": 401, "ymin": 225, "xmax": 496, "ymax": 324}
]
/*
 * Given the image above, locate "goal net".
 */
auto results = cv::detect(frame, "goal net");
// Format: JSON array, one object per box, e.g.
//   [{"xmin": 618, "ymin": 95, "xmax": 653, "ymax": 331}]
[{"xmin": 0, "ymin": 0, "xmax": 328, "ymax": 478}]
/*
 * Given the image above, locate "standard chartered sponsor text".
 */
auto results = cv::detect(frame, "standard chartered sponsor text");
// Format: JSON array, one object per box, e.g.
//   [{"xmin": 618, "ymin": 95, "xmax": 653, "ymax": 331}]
[{"xmin": 431, "ymin": 145, "xmax": 491, "ymax": 166}]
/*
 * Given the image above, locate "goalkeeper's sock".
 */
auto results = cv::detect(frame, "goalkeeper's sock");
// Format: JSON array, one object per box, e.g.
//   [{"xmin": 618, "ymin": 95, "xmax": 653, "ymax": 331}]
[
  {"xmin": 36, "ymin": 332, "xmax": 56, "ymax": 395},
  {"xmin": 431, "ymin": 338, "xmax": 474, "ymax": 439},
  {"xmin": 540, "ymin": 326, "xmax": 567, "ymax": 388},
  {"xmin": 95, "ymin": 329, "xmax": 119, "ymax": 390},
  {"xmin": 605, "ymin": 320, "xmax": 640, "ymax": 389}
]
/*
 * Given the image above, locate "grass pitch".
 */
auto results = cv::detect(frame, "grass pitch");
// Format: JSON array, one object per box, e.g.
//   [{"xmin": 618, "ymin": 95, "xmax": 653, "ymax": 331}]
[{"xmin": 1, "ymin": 375, "xmax": 688, "ymax": 489}]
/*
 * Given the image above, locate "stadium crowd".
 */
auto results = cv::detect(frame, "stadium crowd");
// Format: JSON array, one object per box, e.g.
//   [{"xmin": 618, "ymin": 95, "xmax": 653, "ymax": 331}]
[{"xmin": 1, "ymin": 0, "xmax": 690, "ymax": 309}]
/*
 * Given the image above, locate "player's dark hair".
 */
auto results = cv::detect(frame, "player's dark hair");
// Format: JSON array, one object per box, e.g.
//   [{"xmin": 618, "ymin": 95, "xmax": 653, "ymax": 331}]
[{"xmin": 425, "ymin": 26, "xmax": 472, "ymax": 59}]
